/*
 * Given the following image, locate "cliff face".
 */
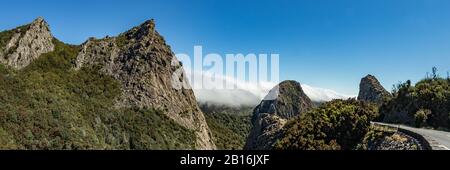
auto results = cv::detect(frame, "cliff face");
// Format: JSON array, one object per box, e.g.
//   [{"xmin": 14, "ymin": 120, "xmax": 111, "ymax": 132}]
[
  {"xmin": 357, "ymin": 74, "xmax": 391, "ymax": 104},
  {"xmin": 0, "ymin": 17, "xmax": 54, "ymax": 69},
  {"xmin": 244, "ymin": 80, "xmax": 313, "ymax": 150},
  {"xmin": 74, "ymin": 20, "xmax": 215, "ymax": 149},
  {"xmin": 0, "ymin": 18, "xmax": 215, "ymax": 150}
]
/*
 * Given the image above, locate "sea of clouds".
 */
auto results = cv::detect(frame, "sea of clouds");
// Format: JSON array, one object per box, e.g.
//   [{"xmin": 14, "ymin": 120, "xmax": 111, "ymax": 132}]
[{"xmin": 185, "ymin": 70, "xmax": 355, "ymax": 107}]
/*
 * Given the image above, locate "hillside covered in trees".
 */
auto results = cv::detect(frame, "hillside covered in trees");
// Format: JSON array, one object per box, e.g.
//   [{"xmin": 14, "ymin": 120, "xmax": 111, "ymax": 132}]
[
  {"xmin": 0, "ymin": 38, "xmax": 196, "ymax": 149},
  {"xmin": 0, "ymin": 17, "xmax": 214, "ymax": 150},
  {"xmin": 381, "ymin": 68, "xmax": 450, "ymax": 129},
  {"xmin": 200, "ymin": 104, "xmax": 252, "ymax": 150}
]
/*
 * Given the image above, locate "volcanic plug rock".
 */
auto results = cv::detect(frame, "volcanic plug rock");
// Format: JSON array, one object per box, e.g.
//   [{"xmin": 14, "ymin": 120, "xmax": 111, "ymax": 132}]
[
  {"xmin": 0, "ymin": 17, "xmax": 54, "ymax": 69},
  {"xmin": 75, "ymin": 19, "xmax": 215, "ymax": 149},
  {"xmin": 244, "ymin": 80, "xmax": 313, "ymax": 150},
  {"xmin": 357, "ymin": 74, "xmax": 391, "ymax": 104}
]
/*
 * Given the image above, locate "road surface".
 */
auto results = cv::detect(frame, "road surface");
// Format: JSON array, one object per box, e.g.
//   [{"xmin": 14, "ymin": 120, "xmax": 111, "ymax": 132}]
[{"xmin": 373, "ymin": 122, "xmax": 450, "ymax": 150}]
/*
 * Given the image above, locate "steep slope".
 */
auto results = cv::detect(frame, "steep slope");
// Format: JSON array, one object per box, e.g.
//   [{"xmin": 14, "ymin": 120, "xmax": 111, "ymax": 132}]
[
  {"xmin": 244, "ymin": 80, "xmax": 313, "ymax": 150},
  {"xmin": 0, "ymin": 17, "xmax": 54, "ymax": 69},
  {"xmin": 74, "ymin": 19, "xmax": 215, "ymax": 149},
  {"xmin": 358, "ymin": 74, "xmax": 391, "ymax": 104},
  {"xmin": 0, "ymin": 18, "xmax": 215, "ymax": 150}
]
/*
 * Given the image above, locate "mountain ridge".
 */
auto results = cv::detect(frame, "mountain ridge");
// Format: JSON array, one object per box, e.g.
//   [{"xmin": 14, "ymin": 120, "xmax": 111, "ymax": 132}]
[{"xmin": 0, "ymin": 17, "xmax": 215, "ymax": 150}]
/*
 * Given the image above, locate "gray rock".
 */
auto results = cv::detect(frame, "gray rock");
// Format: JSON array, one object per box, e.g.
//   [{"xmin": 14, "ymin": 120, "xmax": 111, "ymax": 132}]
[
  {"xmin": 245, "ymin": 80, "xmax": 313, "ymax": 150},
  {"xmin": 357, "ymin": 74, "xmax": 391, "ymax": 104},
  {"xmin": 367, "ymin": 132, "xmax": 419, "ymax": 150},
  {"xmin": 75, "ymin": 19, "xmax": 215, "ymax": 150},
  {"xmin": 0, "ymin": 17, "xmax": 54, "ymax": 69}
]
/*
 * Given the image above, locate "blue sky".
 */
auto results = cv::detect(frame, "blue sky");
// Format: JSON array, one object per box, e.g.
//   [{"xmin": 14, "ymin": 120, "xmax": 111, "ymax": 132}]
[{"xmin": 1, "ymin": 0, "xmax": 450, "ymax": 95}]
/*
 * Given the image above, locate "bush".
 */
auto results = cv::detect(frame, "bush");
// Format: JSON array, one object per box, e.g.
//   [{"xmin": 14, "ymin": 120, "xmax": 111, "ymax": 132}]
[
  {"xmin": 414, "ymin": 109, "xmax": 431, "ymax": 128},
  {"xmin": 274, "ymin": 99, "xmax": 378, "ymax": 150},
  {"xmin": 381, "ymin": 72, "xmax": 450, "ymax": 129}
]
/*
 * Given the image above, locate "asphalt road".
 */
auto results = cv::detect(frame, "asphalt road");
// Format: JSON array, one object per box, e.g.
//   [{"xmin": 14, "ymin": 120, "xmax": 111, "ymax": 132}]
[{"xmin": 373, "ymin": 122, "xmax": 450, "ymax": 150}]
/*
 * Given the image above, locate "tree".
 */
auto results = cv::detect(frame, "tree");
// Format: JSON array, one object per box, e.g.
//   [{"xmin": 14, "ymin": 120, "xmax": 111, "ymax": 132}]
[
  {"xmin": 432, "ymin": 67, "xmax": 438, "ymax": 79},
  {"xmin": 406, "ymin": 80, "xmax": 411, "ymax": 88}
]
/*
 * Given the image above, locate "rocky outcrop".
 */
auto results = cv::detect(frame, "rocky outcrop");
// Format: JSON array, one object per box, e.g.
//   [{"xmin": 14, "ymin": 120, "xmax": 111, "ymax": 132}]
[
  {"xmin": 0, "ymin": 17, "xmax": 54, "ymax": 69},
  {"xmin": 363, "ymin": 132, "xmax": 420, "ymax": 150},
  {"xmin": 357, "ymin": 74, "xmax": 391, "ymax": 104},
  {"xmin": 244, "ymin": 80, "xmax": 313, "ymax": 150},
  {"xmin": 75, "ymin": 19, "xmax": 215, "ymax": 149}
]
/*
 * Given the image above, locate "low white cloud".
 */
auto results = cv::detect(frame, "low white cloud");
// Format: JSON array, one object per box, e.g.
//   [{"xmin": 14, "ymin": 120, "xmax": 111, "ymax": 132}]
[
  {"xmin": 185, "ymin": 70, "xmax": 355, "ymax": 107},
  {"xmin": 301, "ymin": 84, "xmax": 355, "ymax": 102}
]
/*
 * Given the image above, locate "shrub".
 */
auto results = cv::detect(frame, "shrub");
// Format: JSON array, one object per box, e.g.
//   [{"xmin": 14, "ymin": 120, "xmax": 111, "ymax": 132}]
[
  {"xmin": 274, "ymin": 99, "xmax": 378, "ymax": 150},
  {"xmin": 381, "ymin": 71, "xmax": 450, "ymax": 129},
  {"xmin": 414, "ymin": 109, "xmax": 431, "ymax": 127}
]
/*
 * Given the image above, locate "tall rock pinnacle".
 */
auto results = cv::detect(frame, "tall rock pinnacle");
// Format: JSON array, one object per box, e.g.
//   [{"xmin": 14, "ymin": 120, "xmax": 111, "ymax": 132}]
[
  {"xmin": 75, "ymin": 19, "xmax": 216, "ymax": 149},
  {"xmin": 357, "ymin": 74, "xmax": 391, "ymax": 104},
  {"xmin": 245, "ymin": 80, "xmax": 313, "ymax": 150}
]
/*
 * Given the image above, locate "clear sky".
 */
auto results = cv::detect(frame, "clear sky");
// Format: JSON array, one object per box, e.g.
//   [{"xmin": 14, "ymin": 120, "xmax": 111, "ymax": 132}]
[{"xmin": 1, "ymin": 0, "xmax": 450, "ymax": 95}]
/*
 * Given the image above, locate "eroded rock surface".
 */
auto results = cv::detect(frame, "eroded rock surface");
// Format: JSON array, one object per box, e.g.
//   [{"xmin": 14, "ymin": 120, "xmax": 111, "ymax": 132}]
[
  {"xmin": 245, "ymin": 80, "xmax": 313, "ymax": 150},
  {"xmin": 0, "ymin": 17, "xmax": 54, "ymax": 69}
]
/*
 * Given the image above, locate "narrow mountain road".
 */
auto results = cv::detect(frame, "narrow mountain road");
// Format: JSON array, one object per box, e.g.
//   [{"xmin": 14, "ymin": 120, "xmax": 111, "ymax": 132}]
[{"xmin": 373, "ymin": 122, "xmax": 450, "ymax": 150}]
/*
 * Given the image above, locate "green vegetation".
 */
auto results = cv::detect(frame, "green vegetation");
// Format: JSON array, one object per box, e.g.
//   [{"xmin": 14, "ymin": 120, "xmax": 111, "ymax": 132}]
[
  {"xmin": 0, "ymin": 37, "xmax": 195, "ymax": 149},
  {"xmin": 414, "ymin": 109, "xmax": 431, "ymax": 128},
  {"xmin": 0, "ymin": 24, "xmax": 29, "ymax": 53},
  {"xmin": 356, "ymin": 125, "xmax": 393, "ymax": 150},
  {"xmin": 0, "ymin": 29, "xmax": 14, "ymax": 51},
  {"xmin": 200, "ymin": 104, "xmax": 252, "ymax": 150},
  {"xmin": 380, "ymin": 68, "xmax": 450, "ymax": 129},
  {"xmin": 356, "ymin": 124, "xmax": 418, "ymax": 150},
  {"xmin": 274, "ymin": 68, "xmax": 449, "ymax": 150},
  {"xmin": 274, "ymin": 99, "xmax": 378, "ymax": 150}
]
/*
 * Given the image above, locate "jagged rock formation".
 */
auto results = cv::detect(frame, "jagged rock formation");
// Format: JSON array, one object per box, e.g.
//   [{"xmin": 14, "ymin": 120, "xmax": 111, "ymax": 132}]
[
  {"xmin": 0, "ymin": 17, "xmax": 215, "ymax": 150},
  {"xmin": 74, "ymin": 19, "xmax": 215, "ymax": 149},
  {"xmin": 357, "ymin": 74, "xmax": 391, "ymax": 104},
  {"xmin": 0, "ymin": 17, "xmax": 54, "ymax": 69},
  {"xmin": 244, "ymin": 80, "xmax": 313, "ymax": 150}
]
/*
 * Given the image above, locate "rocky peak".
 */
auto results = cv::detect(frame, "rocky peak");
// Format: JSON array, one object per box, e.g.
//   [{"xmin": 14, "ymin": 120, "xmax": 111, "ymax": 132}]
[
  {"xmin": 75, "ymin": 19, "xmax": 215, "ymax": 150},
  {"xmin": 125, "ymin": 19, "xmax": 156, "ymax": 40},
  {"xmin": 245, "ymin": 80, "xmax": 313, "ymax": 150},
  {"xmin": 0, "ymin": 17, "xmax": 54, "ymax": 69},
  {"xmin": 357, "ymin": 74, "xmax": 391, "ymax": 104},
  {"xmin": 256, "ymin": 80, "xmax": 313, "ymax": 120}
]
